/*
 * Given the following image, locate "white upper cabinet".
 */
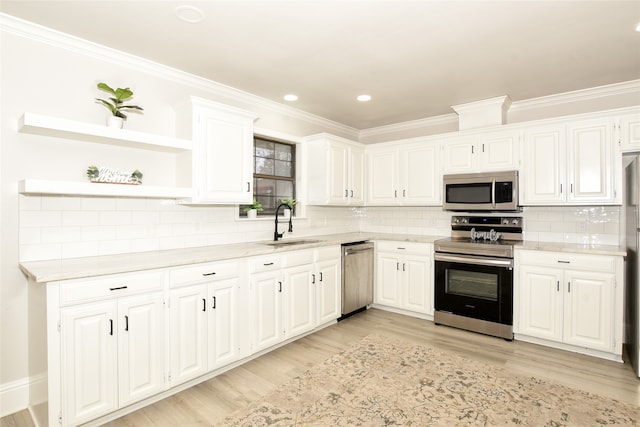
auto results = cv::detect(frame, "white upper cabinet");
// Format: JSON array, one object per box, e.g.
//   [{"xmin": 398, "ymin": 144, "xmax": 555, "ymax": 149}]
[
  {"xmin": 442, "ymin": 130, "xmax": 520, "ymax": 173},
  {"xmin": 180, "ymin": 97, "xmax": 257, "ymax": 204},
  {"xmin": 618, "ymin": 112, "xmax": 640, "ymax": 153},
  {"xmin": 521, "ymin": 118, "xmax": 620, "ymax": 205},
  {"xmin": 366, "ymin": 139, "xmax": 441, "ymax": 206},
  {"xmin": 520, "ymin": 125, "xmax": 566, "ymax": 204},
  {"xmin": 567, "ymin": 119, "xmax": 617, "ymax": 203},
  {"xmin": 305, "ymin": 133, "xmax": 364, "ymax": 205}
]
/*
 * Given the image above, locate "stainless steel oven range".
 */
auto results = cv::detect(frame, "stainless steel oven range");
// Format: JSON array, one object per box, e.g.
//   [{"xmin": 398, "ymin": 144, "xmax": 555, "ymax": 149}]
[{"xmin": 434, "ymin": 215, "xmax": 523, "ymax": 340}]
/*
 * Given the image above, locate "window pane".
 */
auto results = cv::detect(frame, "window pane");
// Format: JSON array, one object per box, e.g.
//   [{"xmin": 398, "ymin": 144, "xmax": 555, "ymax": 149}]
[
  {"xmin": 255, "ymin": 140, "xmax": 274, "ymax": 158},
  {"xmin": 256, "ymin": 195, "xmax": 275, "ymax": 211},
  {"xmin": 277, "ymin": 180, "xmax": 293, "ymax": 200},
  {"xmin": 256, "ymin": 178, "xmax": 275, "ymax": 196},
  {"xmin": 256, "ymin": 157, "xmax": 274, "ymax": 175},
  {"xmin": 274, "ymin": 160, "xmax": 292, "ymax": 177},
  {"xmin": 275, "ymin": 144, "xmax": 292, "ymax": 161}
]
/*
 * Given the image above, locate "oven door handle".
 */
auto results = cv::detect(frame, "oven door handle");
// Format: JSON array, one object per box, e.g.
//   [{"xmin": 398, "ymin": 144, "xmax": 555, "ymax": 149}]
[{"xmin": 435, "ymin": 253, "xmax": 513, "ymax": 268}]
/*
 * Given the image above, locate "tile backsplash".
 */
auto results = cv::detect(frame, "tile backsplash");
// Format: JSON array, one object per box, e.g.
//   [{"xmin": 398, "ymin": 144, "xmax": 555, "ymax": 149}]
[{"xmin": 19, "ymin": 195, "xmax": 621, "ymax": 262}]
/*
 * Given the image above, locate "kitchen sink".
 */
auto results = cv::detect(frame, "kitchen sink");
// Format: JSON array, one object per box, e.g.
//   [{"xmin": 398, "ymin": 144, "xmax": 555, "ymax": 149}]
[{"xmin": 262, "ymin": 239, "xmax": 321, "ymax": 247}]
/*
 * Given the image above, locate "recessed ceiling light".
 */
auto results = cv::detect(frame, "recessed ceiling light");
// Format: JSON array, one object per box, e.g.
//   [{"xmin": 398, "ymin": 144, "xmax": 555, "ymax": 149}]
[
  {"xmin": 636, "ymin": 22, "xmax": 640, "ymax": 32},
  {"xmin": 357, "ymin": 94, "xmax": 372, "ymax": 102},
  {"xmin": 283, "ymin": 94, "xmax": 298, "ymax": 101},
  {"xmin": 175, "ymin": 5, "xmax": 205, "ymax": 23}
]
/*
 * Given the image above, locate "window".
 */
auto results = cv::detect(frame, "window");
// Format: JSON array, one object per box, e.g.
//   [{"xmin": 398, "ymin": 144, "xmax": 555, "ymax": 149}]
[{"xmin": 241, "ymin": 137, "xmax": 296, "ymax": 217}]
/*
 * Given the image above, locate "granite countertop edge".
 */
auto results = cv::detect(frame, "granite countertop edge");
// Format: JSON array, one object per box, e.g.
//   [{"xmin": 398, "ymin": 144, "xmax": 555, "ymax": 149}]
[{"xmin": 19, "ymin": 232, "xmax": 626, "ymax": 283}]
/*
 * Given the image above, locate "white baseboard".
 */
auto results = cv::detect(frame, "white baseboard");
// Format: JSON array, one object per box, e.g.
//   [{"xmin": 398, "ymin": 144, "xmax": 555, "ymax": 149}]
[{"xmin": 0, "ymin": 373, "xmax": 47, "ymax": 418}]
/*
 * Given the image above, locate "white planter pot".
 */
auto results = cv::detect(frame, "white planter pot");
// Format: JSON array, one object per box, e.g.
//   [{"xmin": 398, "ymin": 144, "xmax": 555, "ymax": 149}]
[
  {"xmin": 246, "ymin": 209, "xmax": 258, "ymax": 219},
  {"xmin": 282, "ymin": 209, "xmax": 291, "ymax": 219},
  {"xmin": 107, "ymin": 116, "xmax": 124, "ymax": 129}
]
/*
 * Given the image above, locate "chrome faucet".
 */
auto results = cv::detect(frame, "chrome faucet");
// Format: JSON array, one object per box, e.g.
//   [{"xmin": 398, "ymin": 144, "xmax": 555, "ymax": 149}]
[{"xmin": 274, "ymin": 203, "xmax": 293, "ymax": 241}]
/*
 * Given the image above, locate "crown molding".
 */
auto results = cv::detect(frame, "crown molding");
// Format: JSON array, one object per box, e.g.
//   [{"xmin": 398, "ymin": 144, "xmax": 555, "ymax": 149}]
[
  {"xmin": 509, "ymin": 79, "xmax": 640, "ymax": 112},
  {"xmin": 358, "ymin": 113, "xmax": 458, "ymax": 140},
  {"xmin": 0, "ymin": 13, "xmax": 360, "ymax": 139}
]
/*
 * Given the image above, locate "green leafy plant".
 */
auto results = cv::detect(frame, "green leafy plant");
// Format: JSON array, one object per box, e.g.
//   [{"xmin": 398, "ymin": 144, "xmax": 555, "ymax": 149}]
[
  {"xmin": 131, "ymin": 169, "xmax": 143, "ymax": 183},
  {"xmin": 95, "ymin": 82, "xmax": 144, "ymax": 120},
  {"xmin": 280, "ymin": 198, "xmax": 297, "ymax": 209},
  {"xmin": 244, "ymin": 198, "xmax": 264, "ymax": 212},
  {"xmin": 86, "ymin": 165, "xmax": 99, "ymax": 180}
]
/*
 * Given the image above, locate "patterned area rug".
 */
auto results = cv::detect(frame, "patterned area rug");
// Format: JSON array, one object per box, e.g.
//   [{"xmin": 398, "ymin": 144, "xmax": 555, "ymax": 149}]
[{"xmin": 222, "ymin": 334, "xmax": 639, "ymax": 426}]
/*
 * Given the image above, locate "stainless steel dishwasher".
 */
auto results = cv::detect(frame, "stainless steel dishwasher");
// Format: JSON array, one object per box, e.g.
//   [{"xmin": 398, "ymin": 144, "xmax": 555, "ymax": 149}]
[{"xmin": 341, "ymin": 241, "xmax": 374, "ymax": 318}]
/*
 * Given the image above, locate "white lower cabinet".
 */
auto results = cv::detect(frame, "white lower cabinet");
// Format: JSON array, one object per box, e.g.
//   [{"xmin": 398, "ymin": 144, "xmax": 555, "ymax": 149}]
[
  {"xmin": 55, "ymin": 271, "xmax": 166, "ymax": 426},
  {"xmin": 169, "ymin": 261, "xmax": 242, "ymax": 386},
  {"xmin": 374, "ymin": 241, "xmax": 433, "ymax": 317},
  {"xmin": 250, "ymin": 266, "xmax": 284, "ymax": 353},
  {"xmin": 250, "ymin": 247, "xmax": 342, "ymax": 353},
  {"xmin": 515, "ymin": 249, "xmax": 623, "ymax": 359}
]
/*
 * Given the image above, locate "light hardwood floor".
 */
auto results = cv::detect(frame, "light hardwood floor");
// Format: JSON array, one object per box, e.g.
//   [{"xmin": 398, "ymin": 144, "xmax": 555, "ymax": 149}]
[{"xmin": 3, "ymin": 308, "xmax": 639, "ymax": 426}]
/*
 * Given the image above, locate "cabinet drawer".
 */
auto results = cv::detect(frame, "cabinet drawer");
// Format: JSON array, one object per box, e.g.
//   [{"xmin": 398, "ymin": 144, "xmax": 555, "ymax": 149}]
[
  {"xmin": 170, "ymin": 260, "xmax": 240, "ymax": 287},
  {"xmin": 376, "ymin": 240, "xmax": 431, "ymax": 256},
  {"xmin": 316, "ymin": 245, "xmax": 341, "ymax": 262},
  {"xmin": 59, "ymin": 270, "xmax": 164, "ymax": 306},
  {"xmin": 249, "ymin": 255, "xmax": 282, "ymax": 272},
  {"xmin": 516, "ymin": 250, "xmax": 616, "ymax": 273},
  {"xmin": 283, "ymin": 250, "xmax": 314, "ymax": 268}
]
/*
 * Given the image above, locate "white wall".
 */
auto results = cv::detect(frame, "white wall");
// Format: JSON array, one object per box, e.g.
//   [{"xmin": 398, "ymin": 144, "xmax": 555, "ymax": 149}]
[{"xmin": 0, "ymin": 15, "xmax": 634, "ymax": 417}]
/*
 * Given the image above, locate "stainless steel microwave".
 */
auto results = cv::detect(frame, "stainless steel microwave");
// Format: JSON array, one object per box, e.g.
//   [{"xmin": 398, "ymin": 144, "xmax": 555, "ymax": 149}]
[{"xmin": 442, "ymin": 171, "xmax": 519, "ymax": 211}]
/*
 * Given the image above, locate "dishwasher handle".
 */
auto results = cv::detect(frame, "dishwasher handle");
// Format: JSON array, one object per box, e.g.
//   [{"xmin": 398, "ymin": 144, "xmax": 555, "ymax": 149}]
[{"xmin": 344, "ymin": 247, "xmax": 373, "ymax": 255}]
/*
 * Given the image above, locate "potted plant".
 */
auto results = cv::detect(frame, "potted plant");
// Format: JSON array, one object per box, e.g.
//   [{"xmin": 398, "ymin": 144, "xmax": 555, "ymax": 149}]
[
  {"xmin": 280, "ymin": 198, "xmax": 297, "ymax": 218},
  {"xmin": 244, "ymin": 198, "xmax": 263, "ymax": 219},
  {"xmin": 95, "ymin": 82, "xmax": 144, "ymax": 128}
]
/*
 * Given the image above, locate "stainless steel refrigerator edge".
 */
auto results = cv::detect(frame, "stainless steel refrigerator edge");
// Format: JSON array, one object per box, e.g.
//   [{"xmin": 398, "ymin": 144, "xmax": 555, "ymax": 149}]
[
  {"xmin": 341, "ymin": 242, "xmax": 374, "ymax": 316},
  {"xmin": 624, "ymin": 155, "xmax": 640, "ymax": 377}
]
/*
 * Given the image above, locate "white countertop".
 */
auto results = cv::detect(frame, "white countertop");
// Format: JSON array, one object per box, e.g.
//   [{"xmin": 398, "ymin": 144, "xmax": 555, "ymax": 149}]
[
  {"xmin": 19, "ymin": 232, "xmax": 626, "ymax": 283},
  {"xmin": 514, "ymin": 241, "xmax": 627, "ymax": 257}
]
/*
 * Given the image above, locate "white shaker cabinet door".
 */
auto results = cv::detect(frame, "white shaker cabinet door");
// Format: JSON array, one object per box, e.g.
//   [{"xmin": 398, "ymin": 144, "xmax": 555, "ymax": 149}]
[
  {"xmin": 208, "ymin": 278, "xmax": 241, "ymax": 370},
  {"xmin": 375, "ymin": 252, "xmax": 402, "ymax": 308},
  {"xmin": 118, "ymin": 292, "xmax": 166, "ymax": 407},
  {"xmin": 169, "ymin": 284, "xmax": 208, "ymax": 386},
  {"xmin": 61, "ymin": 301, "xmax": 118, "ymax": 426},
  {"xmin": 567, "ymin": 120, "xmax": 617, "ymax": 204},
  {"xmin": 283, "ymin": 264, "xmax": 315, "ymax": 338},
  {"xmin": 517, "ymin": 265, "xmax": 564, "ymax": 343},
  {"xmin": 250, "ymin": 271, "xmax": 284, "ymax": 352},
  {"xmin": 563, "ymin": 271, "xmax": 614, "ymax": 352},
  {"xmin": 190, "ymin": 99, "xmax": 256, "ymax": 204},
  {"xmin": 316, "ymin": 257, "xmax": 341, "ymax": 325},
  {"xmin": 520, "ymin": 125, "xmax": 566, "ymax": 205},
  {"xmin": 442, "ymin": 136, "xmax": 476, "ymax": 173},
  {"xmin": 366, "ymin": 147, "xmax": 398, "ymax": 205},
  {"xmin": 401, "ymin": 142, "xmax": 441, "ymax": 205},
  {"xmin": 403, "ymin": 254, "xmax": 430, "ymax": 315}
]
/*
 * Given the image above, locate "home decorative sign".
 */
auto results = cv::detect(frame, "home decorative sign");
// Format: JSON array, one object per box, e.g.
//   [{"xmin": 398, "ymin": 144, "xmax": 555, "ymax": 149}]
[{"xmin": 86, "ymin": 165, "xmax": 143, "ymax": 185}]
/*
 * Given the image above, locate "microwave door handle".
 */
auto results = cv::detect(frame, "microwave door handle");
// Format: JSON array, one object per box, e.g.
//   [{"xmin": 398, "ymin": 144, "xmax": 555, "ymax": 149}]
[{"xmin": 491, "ymin": 179, "xmax": 496, "ymax": 208}]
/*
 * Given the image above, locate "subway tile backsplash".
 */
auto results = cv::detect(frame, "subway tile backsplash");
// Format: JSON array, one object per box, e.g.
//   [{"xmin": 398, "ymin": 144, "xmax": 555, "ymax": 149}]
[{"xmin": 19, "ymin": 195, "xmax": 622, "ymax": 262}]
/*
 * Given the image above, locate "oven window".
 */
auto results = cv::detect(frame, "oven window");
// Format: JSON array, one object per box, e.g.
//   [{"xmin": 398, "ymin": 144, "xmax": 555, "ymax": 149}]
[{"xmin": 445, "ymin": 269, "xmax": 498, "ymax": 301}]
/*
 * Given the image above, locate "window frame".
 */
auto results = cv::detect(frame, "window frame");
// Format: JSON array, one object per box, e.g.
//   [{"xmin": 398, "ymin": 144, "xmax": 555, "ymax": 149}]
[{"xmin": 241, "ymin": 136, "xmax": 297, "ymax": 218}]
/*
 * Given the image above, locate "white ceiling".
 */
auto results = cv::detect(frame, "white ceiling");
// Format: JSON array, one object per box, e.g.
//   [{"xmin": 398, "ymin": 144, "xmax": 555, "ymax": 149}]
[{"xmin": 2, "ymin": 1, "xmax": 640, "ymax": 129}]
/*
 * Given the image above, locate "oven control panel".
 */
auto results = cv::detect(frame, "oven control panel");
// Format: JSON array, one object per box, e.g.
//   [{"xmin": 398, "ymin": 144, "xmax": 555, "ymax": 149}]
[{"xmin": 451, "ymin": 215, "xmax": 522, "ymax": 230}]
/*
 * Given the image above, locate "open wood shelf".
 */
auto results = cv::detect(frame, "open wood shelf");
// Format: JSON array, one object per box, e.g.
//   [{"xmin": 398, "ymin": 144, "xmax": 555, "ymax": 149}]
[
  {"xmin": 19, "ymin": 112, "xmax": 192, "ymax": 152},
  {"xmin": 19, "ymin": 179, "xmax": 192, "ymax": 199}
]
